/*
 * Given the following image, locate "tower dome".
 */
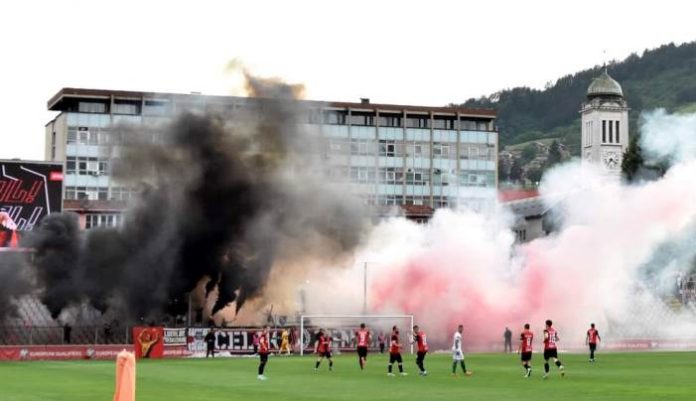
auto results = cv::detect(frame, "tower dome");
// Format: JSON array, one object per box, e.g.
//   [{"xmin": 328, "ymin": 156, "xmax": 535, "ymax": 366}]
[{"xmin": 587, "ymin": 68, "xmax": 623, "ymax": 98}]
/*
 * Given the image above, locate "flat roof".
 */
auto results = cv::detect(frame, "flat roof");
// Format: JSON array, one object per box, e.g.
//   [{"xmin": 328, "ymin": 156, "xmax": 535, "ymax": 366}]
[{"xmin": 47, "ymin": 87, "xmax": 496, "ymax": 118}]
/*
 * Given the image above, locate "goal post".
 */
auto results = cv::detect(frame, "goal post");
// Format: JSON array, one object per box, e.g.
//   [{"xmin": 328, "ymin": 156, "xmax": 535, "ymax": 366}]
[{"xmin": 299, "ymin": 314, "xmax": 414, "ymax": 356}]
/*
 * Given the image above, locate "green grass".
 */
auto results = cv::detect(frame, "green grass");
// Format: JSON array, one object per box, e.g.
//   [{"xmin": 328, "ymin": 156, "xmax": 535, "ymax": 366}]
[{"xmin": 1, "ymin": 352, "xmax": 695, "ymax": 401}]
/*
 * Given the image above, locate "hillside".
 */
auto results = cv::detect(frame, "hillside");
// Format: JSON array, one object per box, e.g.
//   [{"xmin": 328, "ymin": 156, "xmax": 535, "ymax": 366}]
[{"xmin": 459, "ymin": 41, "xmax": 696, "ymax": 156}]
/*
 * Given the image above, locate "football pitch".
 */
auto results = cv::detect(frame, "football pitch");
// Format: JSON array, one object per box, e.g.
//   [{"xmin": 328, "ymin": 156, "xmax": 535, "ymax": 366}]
[{"xmin": 1, "ymin": 352, "xmax": 695, "ymax": 401}]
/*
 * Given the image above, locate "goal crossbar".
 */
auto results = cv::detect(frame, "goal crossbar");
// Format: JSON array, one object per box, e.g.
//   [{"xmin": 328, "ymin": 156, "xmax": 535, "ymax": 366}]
[{"xmin": 299, "ymin": 314, "xmax": 414, "ymax": 356}]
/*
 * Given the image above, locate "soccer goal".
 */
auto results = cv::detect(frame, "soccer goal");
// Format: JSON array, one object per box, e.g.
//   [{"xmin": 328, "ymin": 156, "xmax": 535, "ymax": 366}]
[{"xmin": 299, "ymin": 314, "xmax": 415, "ymax": 356}]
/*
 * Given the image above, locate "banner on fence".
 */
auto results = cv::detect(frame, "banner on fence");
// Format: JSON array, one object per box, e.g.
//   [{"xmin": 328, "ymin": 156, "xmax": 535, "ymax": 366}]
[
  {"xmin": 0, "ymin": 345, "xmax": 132, "ymax": 361},
  {"xmin": 132, "ymin": 326, "xmax": 164, "ymax": 359}
]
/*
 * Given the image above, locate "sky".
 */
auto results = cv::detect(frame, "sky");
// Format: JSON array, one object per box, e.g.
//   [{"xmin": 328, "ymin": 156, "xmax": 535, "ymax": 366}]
[{"xmin": 1, "ymin": 0, "xmax": 695, "ymax": 160}]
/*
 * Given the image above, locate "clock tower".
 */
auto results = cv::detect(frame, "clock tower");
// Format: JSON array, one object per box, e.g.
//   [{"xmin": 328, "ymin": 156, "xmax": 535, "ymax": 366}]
[{"xmin": 580, "ymin": 68, "xmax": 629, "ymax": 176}]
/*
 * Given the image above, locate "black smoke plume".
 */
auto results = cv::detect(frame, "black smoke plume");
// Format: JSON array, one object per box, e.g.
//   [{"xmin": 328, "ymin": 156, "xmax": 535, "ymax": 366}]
[
  {"xmin": 20, "ymin": 74, "xmax": 365, "ymax": 324},
  {"xmin": 0, "ymin": 252, "xmax": 32, "ymax": 321}
]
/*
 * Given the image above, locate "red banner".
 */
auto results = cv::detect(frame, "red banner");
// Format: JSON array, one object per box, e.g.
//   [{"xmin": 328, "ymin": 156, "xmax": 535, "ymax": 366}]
[
  {"xmin": 0, "ymin": 345, "xmax": 132, "ymax": 361},
  {"xmin": 132, "ymin": 326, "xmax": 164, "ymax": 359}
]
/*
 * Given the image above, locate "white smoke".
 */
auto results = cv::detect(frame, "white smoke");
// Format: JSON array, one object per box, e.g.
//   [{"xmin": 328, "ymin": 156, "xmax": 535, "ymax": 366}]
[{"xmin": 301, "ymin": 110, "xmax": 696, "ymax": 350}]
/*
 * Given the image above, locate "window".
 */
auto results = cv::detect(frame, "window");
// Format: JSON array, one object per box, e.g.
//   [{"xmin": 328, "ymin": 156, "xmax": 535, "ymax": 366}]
[
  {"xmin": 608, "ymin": 119, "xmax": 613, "ymax": 143},
  {"xmin": 432, "ymin": 169, "xmax": 450, "ymax": 186},
  {"xmin": 432, "ymin": 143, "xmax": 450, "ymax": 158},
  {"xmin": 78, "ymin": 101, "xmax": 107, "ymax": 113},
  {"xmin": 350, "ymin": 139, "xmax": 370, "ymax": 155},
  {"xmin": 404, "ymin": 196, "xmax": 426, "ymax": 206},
  {"xmin": 459, "ymin": 119, "xmax": 477, "ymax": 130},
  {"xmin": 143, "ymin": 100, "xmax": 168, "ymax": 115},
  {"xmin": 379, "ymin": 140, "xmax": 396, "ymax": 157},
  {"xmin": 379, "ymin": 167, "xmax": 402, "ymax": 184},
  {"xmin": 113, "ymin": 101, "xmax": 139, "ymax": 115},
  {"xmin": 405, "ymin": 116, "xmax": 429, "ymax": 128},
  {"xmin": 349, "ymin": 113, "xmax": 373, "ymax": 126},
  {"xmin": 378, "ymin": 195, "xmax": 402, "ymax": 205},
  {"xmin": 602, "ymin": 120, "xmax": 606, "ymax": 143},
  {"xmin": 324, "ymin": 111, "xmax": 347, "ymax": 125},
  {"xmin": 85, "ymin": 213, "xmax": 123, "ymax": 229},
  {"xmin": 406, "ymin": 168, "xmax": 428, "ymax": 186},
  {"xmin": 328, "ymin": 140, "xmax": 345, "ymax": 153},
  {"xmin": 378, "ymin": 115, "xmax": 401, "ymax": 127},
  {"xmin": 433, "ymin": 118, "xmax": 455, "ymax": 130},
  {"xmin": 514, "ymin": 229, "xmax": 527, "ymax": 242},
  {"xmin": 407, "ymin": 142, "xmax": 428, "ymax": 157},
  {"xmin": 350, "ymin": 167, "xmax": 374, "ymax": 183},
  {"xmin": 615, "ymin": 121, "xmax": 620, "ymax": 143}
]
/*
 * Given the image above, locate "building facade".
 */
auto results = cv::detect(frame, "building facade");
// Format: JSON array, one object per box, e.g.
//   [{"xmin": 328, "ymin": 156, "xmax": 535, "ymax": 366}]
[
  {"xmin": 45, "ymin": 89, "xmax": 498, "ymax": 228},
  {"xmin": 580, "ymin": 69, "xmax": 629, "ymax": 175}
]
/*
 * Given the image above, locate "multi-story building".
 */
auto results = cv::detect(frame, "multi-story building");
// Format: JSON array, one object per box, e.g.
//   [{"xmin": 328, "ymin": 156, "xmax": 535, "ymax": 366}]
[{"xmin": 45, "ymin": 88, "xmax": 497, "ymax": 228}]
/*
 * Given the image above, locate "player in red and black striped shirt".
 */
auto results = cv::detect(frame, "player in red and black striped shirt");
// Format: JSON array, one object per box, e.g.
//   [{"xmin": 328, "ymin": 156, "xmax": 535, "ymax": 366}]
[
  {"xmin": 314, "ymin": 329, "xmax": 334, "ymax": 371},
  {"xmin": 543, "ymin": 320, "xmax": 565, "ymax": 379},
  {"xmin": 412, "ymin": 325, "xmax": 429, "ymax": 376},
  {"xmin": 586, "ymin": 323, "xmax": 601, "ymax": 362},
  {"xmin": 519, "ymin": 323, "xmax": 534, "ymax": 378},
  {"xmin": 257, "ymin": 326, "xmax": 270, "ymax": 380},
  {"xmin": 355, "ymin": 323, "xmax": 370, "ymax": 370}
]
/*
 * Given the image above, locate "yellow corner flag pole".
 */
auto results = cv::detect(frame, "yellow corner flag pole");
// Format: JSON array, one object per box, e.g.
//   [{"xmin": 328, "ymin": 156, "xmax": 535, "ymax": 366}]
[{"xmin": 113, "ymin": 350, "xmax": 136, "ymax": 401}]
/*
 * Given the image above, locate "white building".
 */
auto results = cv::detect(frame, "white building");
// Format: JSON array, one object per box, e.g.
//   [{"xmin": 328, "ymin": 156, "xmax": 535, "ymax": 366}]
[
  {"xmin": 580, "ymin": 68, "xmax": 630, "ymax": 176},
  {"xmin": 44, "ymin": 89, "xmax": 498, "ymax": 228}
]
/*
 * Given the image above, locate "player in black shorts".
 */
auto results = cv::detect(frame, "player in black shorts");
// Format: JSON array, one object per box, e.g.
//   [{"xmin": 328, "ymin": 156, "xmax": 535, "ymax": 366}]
[
  {"xmin": 387, "ymin": 328, "xmax": 406, "ymax": 376},
  {"xmin": 314, "ymin": 329, "xmax": 333, "ymax": 371}
]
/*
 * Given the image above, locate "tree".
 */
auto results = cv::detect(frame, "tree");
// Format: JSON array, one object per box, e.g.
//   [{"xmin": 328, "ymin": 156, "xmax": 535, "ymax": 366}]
[
  {"xmin": 526, "ymin": 167, "xmax": 543, "ymax": 184},
  {"xmin": 498, "ymin": 158, "xmax": 509, "ymax": 182},
  {"xmin": 621, "ymin": 135, "xmax": 644, "ymax": 182},
  {"xmin": 520, "ymin": 144, "xmax": 537, "ymax": 163},
  {"xmin": 509, "ymin": 158, "xmax": 523, "ymax": 182},
  {"xmin": 546, "ymin": 140, "xmax": 563, "ymax": 167}
]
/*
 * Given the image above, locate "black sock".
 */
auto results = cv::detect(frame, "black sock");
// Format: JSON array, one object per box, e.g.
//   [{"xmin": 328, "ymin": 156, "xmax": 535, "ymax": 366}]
[
  {"xmin": 460, "ymin": 361, "xmax": 467, "ymax": 372},
  {"xmin": 590, "ymin": 350, "xmax": 595, "ymax": 359},
  {"xmin": 258, "ymin": 362, "xmax": 266, "ymax": 375},
  {"xmin": 523, "ymin": 363, "xmax": 528, "ymax": 370},
  {"xmin": 315, "ymin": 360, "xmax": 320, "ymax": 369},
  {"xmin": 555, "ymin": 360, "xmax": 562, "ymax": 368},
  {"xmin": 329, "ymin": 360, "xmax": 333, "ymax": 369},
  {"xmin": 388, "ymin": 364, "xmax": 393, "ymax": 373},
  {"xmin": 398, "ymin": 364, "xmax": 403, "ymax": 373},
  {"xmin": 452, "ymin": 362, "xmax": 457, "ymax": 373},
  {"xmin": 544, "ymin": 363, "xmax": 549, "ymax": 373}
]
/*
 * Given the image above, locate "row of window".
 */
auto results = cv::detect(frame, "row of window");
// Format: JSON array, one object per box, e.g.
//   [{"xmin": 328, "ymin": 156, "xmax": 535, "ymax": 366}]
[
  {"xmin": 66, "ymin": 157, "xmax": 109, "ymax": 176},
  {"xmin": 76, "ymin": 100, "xmax": 168, "ymax": 116},
  {"xmin": 72, "ymin": 101, "xmax": 493, "ymax": 131},
  {"xmin": 601, "ymin": 120, "xmax": 620, "ymax": 144},
  {"xmin": 584, "ymin": 119, "xmax": 622, "ymax": 146},
  {"xmin": 65, "ymin": 186, "xmax": 136, "ymax": 201},
  {"xmin": 85, "ymin": 213, "xmax": 123, "ymax": 229},
  {"xmin": 329, "ymin": 166, "xmax": 494, "ymax": 187},
  {"xmin": 328, "ymin": 139, "xmax": 494, "ymax": 159},
  {"xmin": 322, "ymin": 111, "xmax": 490, "ymax": 130},
  {"xmin": 361, "ymin": 195, "xmax": 490, "ymax": 209}
]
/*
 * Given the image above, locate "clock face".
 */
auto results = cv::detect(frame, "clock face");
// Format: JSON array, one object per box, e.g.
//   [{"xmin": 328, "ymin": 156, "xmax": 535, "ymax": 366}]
[{"xmin": 602, "ymin": 149, "xmax": 621, "ymax": 170}]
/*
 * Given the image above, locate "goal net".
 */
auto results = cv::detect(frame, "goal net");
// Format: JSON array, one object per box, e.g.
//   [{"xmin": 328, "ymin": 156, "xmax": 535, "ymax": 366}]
[{"xmin": 299, "ymin": 314, "xmax": 414, "ymax": 356}]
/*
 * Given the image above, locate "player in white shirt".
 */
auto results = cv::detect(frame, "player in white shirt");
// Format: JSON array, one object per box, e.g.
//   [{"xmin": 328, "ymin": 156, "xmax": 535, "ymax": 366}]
[{"xmin": 451, "ymin": 324, "xmax": 472, "ymax": 376}]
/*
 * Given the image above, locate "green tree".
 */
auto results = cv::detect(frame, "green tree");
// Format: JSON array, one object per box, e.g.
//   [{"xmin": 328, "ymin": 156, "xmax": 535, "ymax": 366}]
[
  {"xmin": 526, "ymin": 167, "xmax": 543, "ymax": 184},
  {"xmin": 546, "ymin": 140, "xmax": 563, "ymax": 167},
  {"xmin": 520, "ymin": 144, "xmax": 537, "ymax": 163},
  {"xmin": 498, "ymin": 158, "xmax": 509, "ymax": 182},
  {"xmin": 509, "ymin": 158, "xmax": 523, "ymax": 182},
  {"xmin": 622, "ymin": 135, "xmax": 644, "ymax": 182}
]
